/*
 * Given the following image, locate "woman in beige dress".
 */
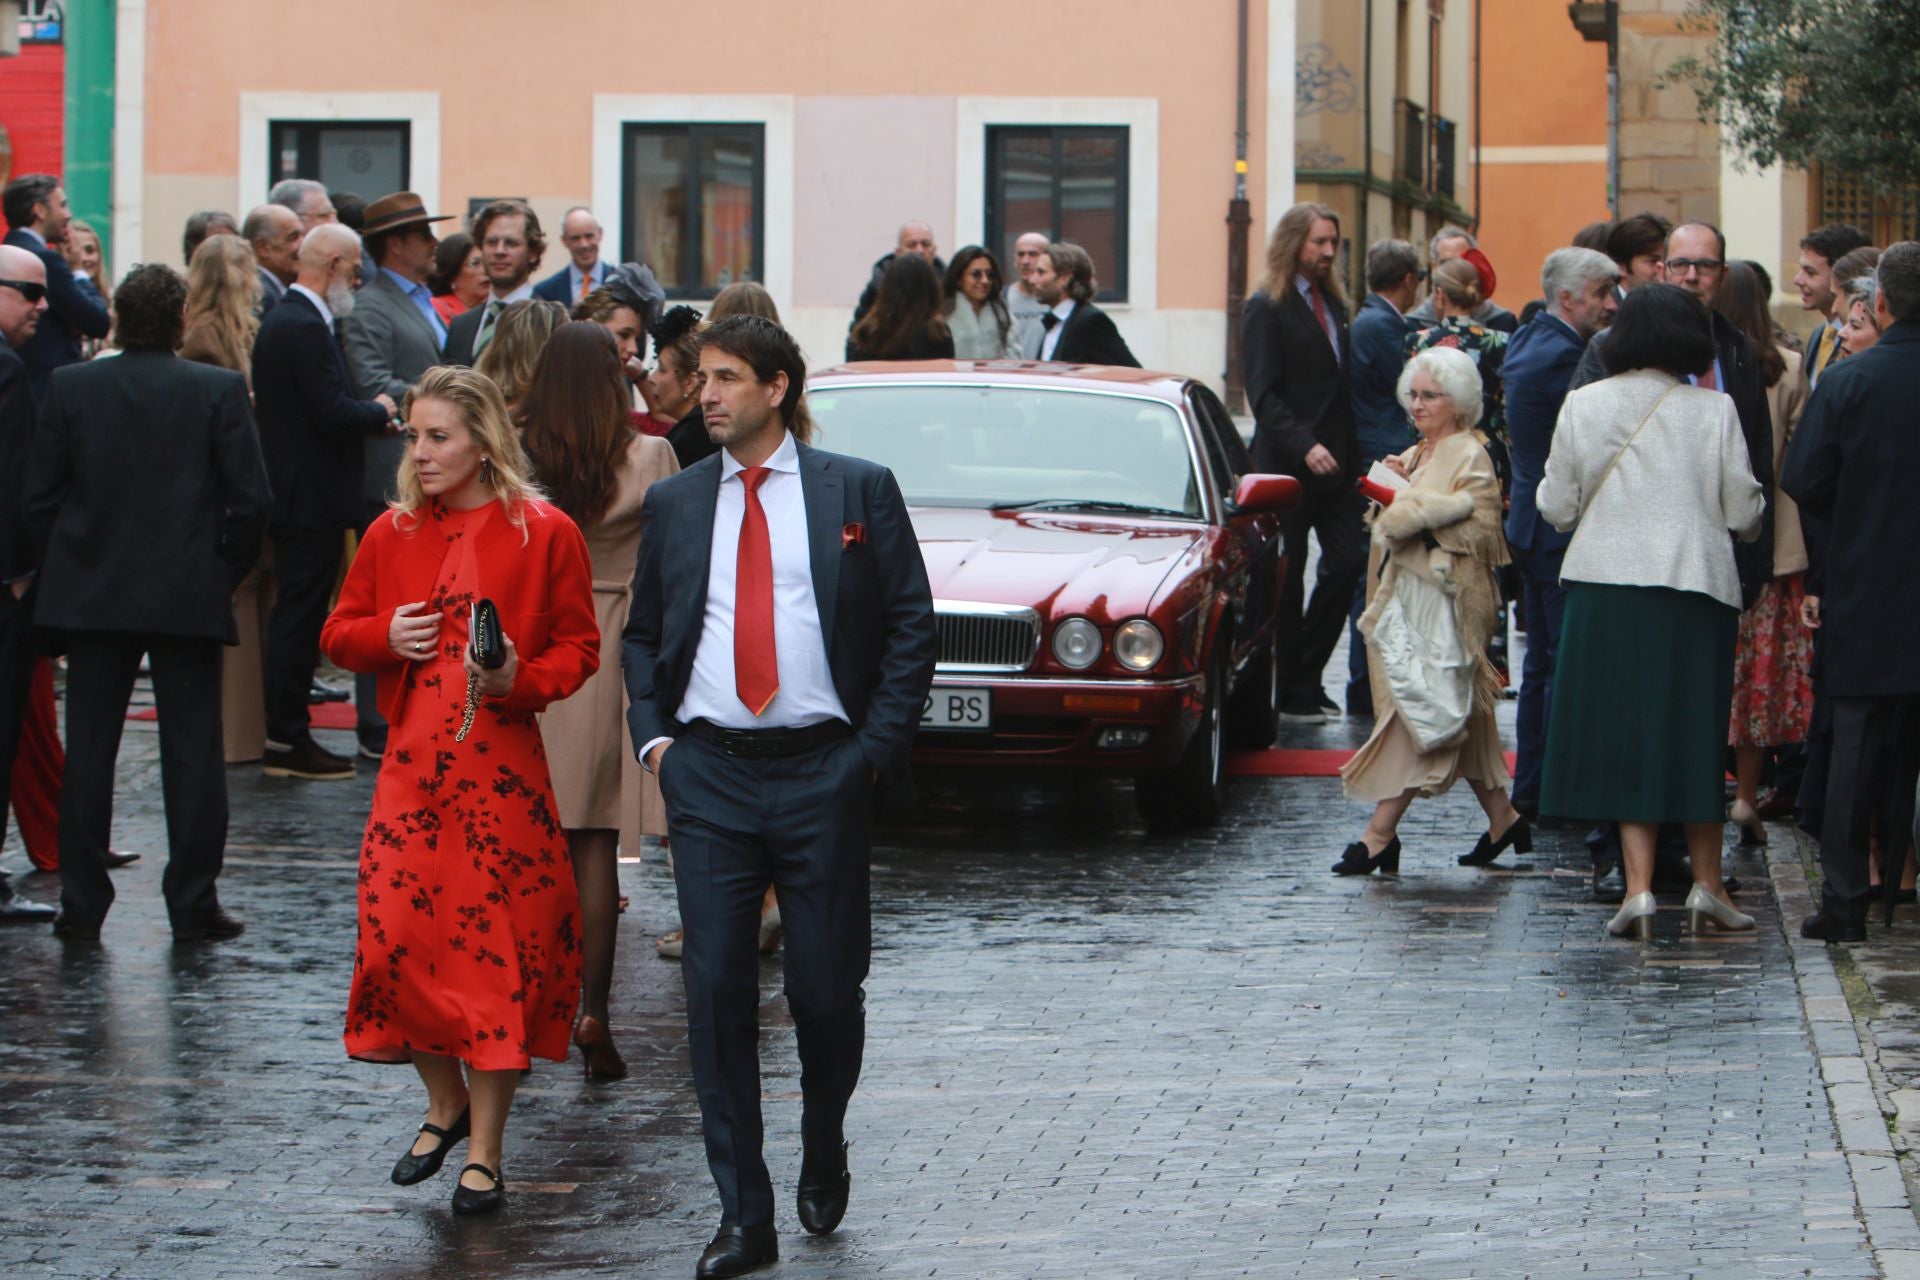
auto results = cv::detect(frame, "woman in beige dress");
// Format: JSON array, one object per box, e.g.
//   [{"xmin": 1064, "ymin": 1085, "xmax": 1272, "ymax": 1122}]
[
  {"xmin": 517, "ymin": 322, "xmax": 679, "ymax": 1078},
  {"xmin": 1335, "ymin": 346, "xmax": 1528, "ymax": 875},
  {"xmin": 177, "ymin": 233, "xmax": 271, "ymax": 764}
]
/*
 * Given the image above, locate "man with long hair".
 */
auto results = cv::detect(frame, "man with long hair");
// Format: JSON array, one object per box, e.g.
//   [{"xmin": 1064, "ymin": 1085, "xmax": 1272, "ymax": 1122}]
[{"xmin": 1242, "ymin": 202, "xmax": 1365, "ymax": 723}]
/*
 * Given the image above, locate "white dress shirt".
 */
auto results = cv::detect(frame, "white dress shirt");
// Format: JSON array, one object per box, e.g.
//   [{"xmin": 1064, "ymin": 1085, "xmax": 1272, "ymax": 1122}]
[
  {"xmin": 569, "ymin": 261, "xmax": 609, "ymax": 299},
  {"xmin": 643, "ymin": 433, "xmax": 849, "ymax": 764},
  {"xmin": 488, "ymin": 281, "xmax": 535, "ymax": 307},
  {"xmin": 1039, "ymin": 299, "xmax": 1076, "ymax": 360},
  {"xmin": 289, "ymin": 283, "xmax": 335, "ymax": 333}
]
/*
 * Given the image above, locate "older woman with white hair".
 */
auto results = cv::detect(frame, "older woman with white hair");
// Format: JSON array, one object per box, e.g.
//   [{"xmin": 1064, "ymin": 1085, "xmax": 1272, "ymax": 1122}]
[{"xmin": 1334, "ymin": 346, "xmax": 1526, "ymax": 876}]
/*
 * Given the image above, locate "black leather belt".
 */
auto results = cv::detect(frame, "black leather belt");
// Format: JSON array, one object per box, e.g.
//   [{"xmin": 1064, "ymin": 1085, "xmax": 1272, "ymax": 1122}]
[{"xmin": 681, "ymin": 718, "xmax": 852, "ymax": 759}]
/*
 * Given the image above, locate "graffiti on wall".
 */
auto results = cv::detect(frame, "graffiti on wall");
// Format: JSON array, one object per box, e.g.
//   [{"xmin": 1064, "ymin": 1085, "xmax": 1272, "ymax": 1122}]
[{"xmin": 1296, "ymin": 43, "xmax": 1357, "ymax": 116}]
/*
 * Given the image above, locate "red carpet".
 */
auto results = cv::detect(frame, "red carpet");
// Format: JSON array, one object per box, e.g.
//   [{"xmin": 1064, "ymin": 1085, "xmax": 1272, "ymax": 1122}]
[
  {"xmin": 1228, "ymin": 748, "xmax": 1519, "ymax": 777},
  {"xmin": 128, "ymin": 701, "xmax": 357, "ymax": 730}
]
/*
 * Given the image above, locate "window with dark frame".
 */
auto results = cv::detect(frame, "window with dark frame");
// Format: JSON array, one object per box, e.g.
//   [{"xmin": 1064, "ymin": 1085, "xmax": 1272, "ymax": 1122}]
[
  {"xmin": 986, "ymin": 125, "xmax": 1129, "ymax": 303},
  {"xmin": 622, "ymin": 122, "xmax": 765, "ymax": 301},
  {"xmin": 269, "ymin": 121, "xmax": 410, "ymax": 200}
]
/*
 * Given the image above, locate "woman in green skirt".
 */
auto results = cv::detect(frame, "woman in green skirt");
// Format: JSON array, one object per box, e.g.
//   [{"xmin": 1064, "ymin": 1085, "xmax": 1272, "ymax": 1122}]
[{"xmin": 1536, "ymin": 284, "xmax": 1766, "ymax": 940}]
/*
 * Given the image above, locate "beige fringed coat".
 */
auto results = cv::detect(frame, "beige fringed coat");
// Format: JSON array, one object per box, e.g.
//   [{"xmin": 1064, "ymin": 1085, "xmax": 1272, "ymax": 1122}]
[{"xmin": 1341, "ymin": 430, "xmax": 1512, "ymax": 803}]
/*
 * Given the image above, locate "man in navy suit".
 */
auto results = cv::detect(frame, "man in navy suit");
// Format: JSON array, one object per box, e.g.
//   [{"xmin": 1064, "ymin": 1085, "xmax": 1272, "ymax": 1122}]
[
  {"xmin": 623, "ymin": 316, "xmax": 936, "ymax": 1278},
  {"xmin": 532, "ymin": 206, "xmax": 610, "ymax": 305},
  {"xmin": 1, "ymin": 176, "xmax": 111, "ymax": 399},
  {"xmin": 243, "ymin": 204, "xmax": 302, "ymax": 316},
  {"xmin": 252, "ymin": 225, "xmax": 396, "ymax": 782},
  {"xmin": 1503, "ymin": 247, "xmax": 1618, "ymax": 823}
]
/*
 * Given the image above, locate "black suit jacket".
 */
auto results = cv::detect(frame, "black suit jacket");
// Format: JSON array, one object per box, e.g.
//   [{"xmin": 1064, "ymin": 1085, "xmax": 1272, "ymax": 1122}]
[
  {"xmin": 251, "ymin": 290, "xmax": 391, "ymax": 530},
  {"xmin": 1570, "ymin": 310, "xmax": 1775, "ymax": 605},
  {"xmin": 1781, "ymin": 322, "xmax": 1920, "ymax": 697},
  {"xmin": 25, "ymin": 351, "xmax": 270, "ymax": 642},
  {"xmin": 0, "ymin": 337, "xmax": 36, "ymax": 584},
  {"xmin": 622, "ymin": 440, "xmax": 938, "ymax": 803},
  {"xmin": 1044, "ymin": 302, "xmax": 1140, "ymax": 368},
  {"xmin": 4, "ymin": 229, "xmax": 111, "ymax": 399},
  {"xmin": 443, "ymin": 304, "xmax": 484, "ymax": 367},
  {"xmin": 1241, "ymin": 284, "xmax": 1354, "ymax": 488}
]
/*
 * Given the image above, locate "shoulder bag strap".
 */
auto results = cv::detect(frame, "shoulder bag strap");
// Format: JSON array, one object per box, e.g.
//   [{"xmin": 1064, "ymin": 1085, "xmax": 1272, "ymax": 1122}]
[{"xmin": 1567, "ymin": 383, "xmax": 1679, "ymax": 555}]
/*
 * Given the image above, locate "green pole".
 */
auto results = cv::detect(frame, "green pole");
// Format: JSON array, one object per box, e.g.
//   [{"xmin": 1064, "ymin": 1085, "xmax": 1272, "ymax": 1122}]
[{"xmin": 62, "ymin": 0, "xmax": 117, "ymax": 267}]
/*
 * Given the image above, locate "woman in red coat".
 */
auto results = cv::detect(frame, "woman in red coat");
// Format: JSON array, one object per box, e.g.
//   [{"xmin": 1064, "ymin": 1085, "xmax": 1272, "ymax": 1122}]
[{"xmin": 321, "ymin": 365, "xmax": 599, "ymax": 1216}]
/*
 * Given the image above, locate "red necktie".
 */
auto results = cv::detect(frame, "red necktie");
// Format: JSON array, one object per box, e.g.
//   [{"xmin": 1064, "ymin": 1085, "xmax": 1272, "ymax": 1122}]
[
  {"xmin": 734, "ymin": 466, "xmax": 779, "ymax": 716},
  {"xmin": 1309, "ymin": 283, "xmax": 1334, "ymax": 350}
]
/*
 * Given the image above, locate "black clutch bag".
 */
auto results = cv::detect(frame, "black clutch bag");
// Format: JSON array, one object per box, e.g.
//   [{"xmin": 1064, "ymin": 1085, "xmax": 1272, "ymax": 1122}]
[{"xmin": 469, "ymin": 598, "xmax": 505, "ymax": 670}]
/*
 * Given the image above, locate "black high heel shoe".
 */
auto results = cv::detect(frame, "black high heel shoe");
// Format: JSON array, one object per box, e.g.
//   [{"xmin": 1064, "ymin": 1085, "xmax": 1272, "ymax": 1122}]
[
  {"xmin": 1332, "ymin": 837, "xmax": 1400, "ymax": 877},
  {"xmin": 451, "ymin": 1162, "xmax": 505, "ymax": 1216},
  {"xmin": 1459, "ymin": 815, "xmax": 1533, "ymax": 867},
  {"xmin": 390, "ymin": 1107, "xmax": 471, "ymax": 1186}
]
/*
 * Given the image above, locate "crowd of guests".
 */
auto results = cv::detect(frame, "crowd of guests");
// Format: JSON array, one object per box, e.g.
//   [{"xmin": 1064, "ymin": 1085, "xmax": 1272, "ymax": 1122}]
[{"xmin": 1245, "ymin": 201, "xmax": 1920, "ymax": 944}]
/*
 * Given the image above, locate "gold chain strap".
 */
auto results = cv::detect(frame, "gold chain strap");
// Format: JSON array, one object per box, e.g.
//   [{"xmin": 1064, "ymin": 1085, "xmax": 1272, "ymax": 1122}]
[{"xmin": 454, "ymin": 671, "xmax": 482, "ymax": 743}]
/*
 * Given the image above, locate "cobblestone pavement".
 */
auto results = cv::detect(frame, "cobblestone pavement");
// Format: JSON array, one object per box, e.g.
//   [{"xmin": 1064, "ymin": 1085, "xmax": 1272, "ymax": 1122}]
[{"xmin": 0, "ymin": 681, "xmax": 1885, "ymax": 1279}]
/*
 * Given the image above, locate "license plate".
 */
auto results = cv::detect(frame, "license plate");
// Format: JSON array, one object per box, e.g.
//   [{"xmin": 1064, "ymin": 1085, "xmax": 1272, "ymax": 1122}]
[{"xmin": 921, "ymin": 687, "xmax": 991, "ymax": 730}]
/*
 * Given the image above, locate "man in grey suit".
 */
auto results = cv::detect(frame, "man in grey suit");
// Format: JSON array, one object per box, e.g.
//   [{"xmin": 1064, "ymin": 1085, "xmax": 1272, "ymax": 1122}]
[{"xmin": 340, "ymin": 192, "xmax": 453, "ymax": 758}]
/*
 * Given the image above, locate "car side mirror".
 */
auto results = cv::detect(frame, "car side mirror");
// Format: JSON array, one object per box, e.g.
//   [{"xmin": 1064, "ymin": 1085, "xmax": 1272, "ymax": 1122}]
[{"xmin": 1228, "ymin": 473, "xmax": 1302, "ymax": 514}]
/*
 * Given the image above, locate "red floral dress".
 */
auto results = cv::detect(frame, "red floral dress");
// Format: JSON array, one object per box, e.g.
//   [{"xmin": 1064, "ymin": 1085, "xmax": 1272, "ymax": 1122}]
[
  {"xmin": 1729, "ymin": 572, "xmax": 1814, "ymax": 748},
  {"xmin": 326, "ymin": 500, "xmax": 597, "ymax": 1070}
]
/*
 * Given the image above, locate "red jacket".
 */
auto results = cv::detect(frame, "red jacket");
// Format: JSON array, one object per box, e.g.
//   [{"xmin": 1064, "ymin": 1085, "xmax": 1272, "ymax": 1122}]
[{"xmin": 321, "ymin": 498, "xmax": 599, "ymax": 723}]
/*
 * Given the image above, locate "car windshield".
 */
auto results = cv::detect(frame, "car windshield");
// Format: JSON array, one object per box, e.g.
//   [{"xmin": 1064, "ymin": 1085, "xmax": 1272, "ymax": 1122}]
[{"xmin": 807, "ymin": 384, "xmax": 1203, "ymax": 518}]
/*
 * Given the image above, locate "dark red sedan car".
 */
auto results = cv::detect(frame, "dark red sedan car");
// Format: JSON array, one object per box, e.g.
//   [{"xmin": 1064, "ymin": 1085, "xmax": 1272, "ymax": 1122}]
[{"xmin": 807, "ymin": 362, "xmax": 1301, "ymax": 828}]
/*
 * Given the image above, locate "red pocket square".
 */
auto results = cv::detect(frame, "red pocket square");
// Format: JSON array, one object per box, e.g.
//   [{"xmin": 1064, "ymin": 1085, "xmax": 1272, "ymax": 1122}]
[{"xmin": 841, "ymin": 522, "xmax": 868, "ymax": 549}]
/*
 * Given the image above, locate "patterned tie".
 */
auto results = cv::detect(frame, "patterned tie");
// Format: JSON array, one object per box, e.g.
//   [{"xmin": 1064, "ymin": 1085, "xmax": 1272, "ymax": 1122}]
[
  {"xmin": 474, "ymin": 299, "xmax": 503, "ymax": 356},
  {"xmin": 733, "ymin": 467, "xmax": 779, "ymax": 717}
]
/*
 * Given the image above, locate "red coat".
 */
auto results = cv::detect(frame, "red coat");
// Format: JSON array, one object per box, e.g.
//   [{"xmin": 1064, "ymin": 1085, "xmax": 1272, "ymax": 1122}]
[{"xmin": 321, "ymin": 498, "xmax": 600, "ymax": 723}]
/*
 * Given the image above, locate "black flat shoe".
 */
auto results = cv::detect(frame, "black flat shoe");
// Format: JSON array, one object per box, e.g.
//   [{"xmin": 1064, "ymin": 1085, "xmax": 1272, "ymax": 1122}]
[
  {"xmin": 390, "ymin": 1107, "xmax": 470, "ymax": 1186},
  {"xmin": 1332, "ymin": 837, "xmax": 1400, "ymax": 877},
  {"xmin": 797, "ymin": 1140, "xmax": 851, "ymax": 1236},
  {"xmin": 172, "ymin": 908, "xmax": 245, "ymax": 943},
  {"xmin": 450, "ymin": 1162, "xmax": 504, "ymax": 1216},
  {"xmin": 696, "ymin": 1224, "xmax": 778, "ymax": 1278},
  {"xmin": 1460, "ymin": 815, "xmax": 1532, "ymax": 866}
]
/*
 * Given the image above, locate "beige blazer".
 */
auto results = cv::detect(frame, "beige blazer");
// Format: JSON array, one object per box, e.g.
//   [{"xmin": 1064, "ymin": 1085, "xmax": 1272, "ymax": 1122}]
[{"xmin": 1767, "ymin": 346, "xmax": 1810, "ymax": 577}]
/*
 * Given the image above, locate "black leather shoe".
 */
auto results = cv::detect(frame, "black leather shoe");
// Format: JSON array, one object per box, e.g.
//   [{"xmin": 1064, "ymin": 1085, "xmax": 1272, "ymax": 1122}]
[
  {"xmin": 450, "ymin": 1162, "xmax": 504, "ymax": 1216},
  {"xmin": 0, "ymin": 896, "xmax": 59, "ymax": 924},
  {"xmin": 391, "ymin": 1107, "xmax": 470, "ymax": 1185},
  {"xmin": 1801, "ymin": 905, "xmax": 1867, "ymax": 944},
  {"xmin": 1460, "ymin": 816, "xmax": 1532, "ymax": 867},
  {"xmin": 49, "ymin": 911, "xmax": 100, "ymax": 939},
  {"xmin": 173, "ymin": 909, "xmax": 245, "ymax": 943},
  {"xmin": 696, "ymin": 1224, "xmax": 777, "ymax": 1278},
  {"xmin": 797, "ymin": 1141, "xmax": 851, "ymax": 1236},
  {"xmin": 1591, "ymin": 862, "xmax": 1626, "ymax": 903},
  {"xmin": 1332, "ymin": 837, "xmax": 1399, "ymax": 877},
  {"xmin": 104, "ymin": 851, "xmax": 140, "ymax": 869}
]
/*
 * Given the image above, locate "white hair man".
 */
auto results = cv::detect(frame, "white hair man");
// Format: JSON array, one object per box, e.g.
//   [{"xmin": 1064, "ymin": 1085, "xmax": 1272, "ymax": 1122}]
[
  {"xmin": 1408, "ymin": 225, "xmax": 1517, "ymax": 333},
  {"xmin": 1005, "ymin": 230, "xmax": 1052, "ymax": 355},
  {"xmin": 268, "ymin": 178, "xmax": 338, "ymax": 232}
]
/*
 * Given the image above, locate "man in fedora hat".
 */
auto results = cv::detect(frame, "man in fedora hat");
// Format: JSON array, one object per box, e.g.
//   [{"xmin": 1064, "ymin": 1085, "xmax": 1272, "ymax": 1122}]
[{"xmin": 340, "ymin": 192, "xmax": 456, "ymax": 759}]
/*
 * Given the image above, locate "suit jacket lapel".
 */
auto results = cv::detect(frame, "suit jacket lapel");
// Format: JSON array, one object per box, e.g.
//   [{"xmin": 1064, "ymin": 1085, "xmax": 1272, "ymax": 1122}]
[
  {"xmin": 683, "ymin": 456, "xmax": 721, "ymax": 648},
  {"xmin": 798, "ymin": 443, "xmax": 843, "ymax": 645},
  {"xmin": 378, "ymin": 274, "xmax": 441, "ymax": 353}
]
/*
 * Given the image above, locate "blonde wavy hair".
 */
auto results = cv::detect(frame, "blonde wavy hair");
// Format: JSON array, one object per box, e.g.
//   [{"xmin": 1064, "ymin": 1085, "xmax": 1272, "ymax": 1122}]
[
  {"xmin": 1260, "ymin": 201, "xmax": 1348, "ymax": 311},
  {"xmin": 392, "ymin": 366, "xmax": 546, "ymax": 538},
  {"xmin": 473, "ymin": 298, "xmax": 566, "ymax": 406},
  {"xmin": 183, "ymin": 234, "xmax": 261, "ymax": 375}
]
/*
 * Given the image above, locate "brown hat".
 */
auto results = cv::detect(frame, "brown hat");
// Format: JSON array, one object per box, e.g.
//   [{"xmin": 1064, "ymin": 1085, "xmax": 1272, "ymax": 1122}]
[{"xmin": 361, "ymin": 192, "xmax": 454, "ymax": 237}]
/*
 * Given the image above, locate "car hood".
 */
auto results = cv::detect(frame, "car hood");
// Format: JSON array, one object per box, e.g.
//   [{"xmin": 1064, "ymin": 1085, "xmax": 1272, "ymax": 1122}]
[{"xmin": 908, "ymin": 506, "xmax": 1207, "ymax": 619}]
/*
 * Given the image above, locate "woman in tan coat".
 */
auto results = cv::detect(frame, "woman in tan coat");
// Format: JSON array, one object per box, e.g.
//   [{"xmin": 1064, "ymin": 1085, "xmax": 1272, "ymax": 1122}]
[
  {"xmin": 1336, "ymin": 346, "xmax": 1528, "ymax": 875},
  {"xmin": 518, "ymin": 322, "xmax": 679, "ymax": 1078},
  {"xmin": 177, "ymin": 234, "xmax": 271, "ymax": 764}
]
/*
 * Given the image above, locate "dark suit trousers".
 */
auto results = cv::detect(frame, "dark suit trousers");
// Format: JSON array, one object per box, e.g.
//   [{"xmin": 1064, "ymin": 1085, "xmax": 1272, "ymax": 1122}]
[
  {"xmin": 60, "ymin": 632, "xmax": 228, "ymax": 929},
  {"xmin": 1817, "ymin": 695, "xmax": 1920, "ymax": 917},
  {"xmin": 0, "ymin": 587, "xmax": 36, "ymax": 841},
  {"xmin": 264, "ymin": 524, "xmax": 345, "ymax": 746},
  {"xmin": 1510, "ymin": 544, "xmax": 1568, "ymax": 808},
  {"xmin": 1279, "ymin": 486, "xmax": 1367, "ymax": 702},
  {"xmin": 659, "ymin": 732, "xmax": 873, "ymax": 1228}
]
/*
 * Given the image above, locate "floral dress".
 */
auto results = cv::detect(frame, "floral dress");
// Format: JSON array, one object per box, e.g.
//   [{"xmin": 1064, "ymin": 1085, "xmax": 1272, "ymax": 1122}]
[{"xmin": 336, "ymin": 502, "xmax": 588, "ymax": 1070}]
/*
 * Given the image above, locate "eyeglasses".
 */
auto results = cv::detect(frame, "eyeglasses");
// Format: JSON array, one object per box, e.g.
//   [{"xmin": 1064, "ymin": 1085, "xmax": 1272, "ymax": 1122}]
[
  {"xmin": 0, "ymin": 279, "xmax": 47, "ymax": 304},
  {"xmin": 1666, "ymin": 258, "xmax": 1724, "ymax": 275},
  {"xmin": 1414, "ymin": 269, "xmax": 1431, "ymax": 282}
]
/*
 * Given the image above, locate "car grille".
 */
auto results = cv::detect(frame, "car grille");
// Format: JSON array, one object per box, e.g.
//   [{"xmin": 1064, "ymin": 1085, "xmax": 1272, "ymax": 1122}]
[{"xmin": 934, "ymin": 602, "xmax": 1041, "ymax": 673}]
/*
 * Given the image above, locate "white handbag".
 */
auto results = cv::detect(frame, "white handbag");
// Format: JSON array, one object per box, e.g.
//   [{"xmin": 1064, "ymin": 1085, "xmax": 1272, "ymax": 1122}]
[{"xmin": 1370, "ymin": 551, "xmax": 1475, "ymax": 751}]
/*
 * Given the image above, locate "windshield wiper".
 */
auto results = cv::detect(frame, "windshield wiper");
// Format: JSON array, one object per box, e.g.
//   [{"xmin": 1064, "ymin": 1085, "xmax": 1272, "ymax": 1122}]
[{"xmin": 990, "ymin": 498, "xmax": 1190, "ymax": 518}]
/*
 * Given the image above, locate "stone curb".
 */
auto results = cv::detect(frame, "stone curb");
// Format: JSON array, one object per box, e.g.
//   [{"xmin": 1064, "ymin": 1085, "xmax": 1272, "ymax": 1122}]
[{"xmin": 1770, "ymin": 832, "xmax": 1920, "ymax": 1276}]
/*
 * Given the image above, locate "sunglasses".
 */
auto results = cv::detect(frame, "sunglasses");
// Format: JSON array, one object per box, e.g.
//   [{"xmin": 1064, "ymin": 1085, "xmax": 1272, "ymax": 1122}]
[{"xmin": 0, "ymin": 279, "xmax": 48, "ymax": 304}]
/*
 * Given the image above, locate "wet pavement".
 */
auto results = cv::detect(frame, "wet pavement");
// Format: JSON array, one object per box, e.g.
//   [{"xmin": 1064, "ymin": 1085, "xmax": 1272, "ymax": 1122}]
[{"xmin": 0, "ymin": 676, "xmax": 1892, "ymax": 1279}]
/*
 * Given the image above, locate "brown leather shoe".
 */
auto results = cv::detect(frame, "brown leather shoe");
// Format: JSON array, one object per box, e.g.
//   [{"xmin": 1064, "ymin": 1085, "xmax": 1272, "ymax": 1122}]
[
  {"xmin": 573, "ymin": 1015, "xmax": 628, "ymax": 1080},
  {"xmin": 173, "ymin": 909, "xmax": 246, "ymax": 943},
  {"xmin": 263, "ymin": 740, "xmax": 354, "ymax": 781}
]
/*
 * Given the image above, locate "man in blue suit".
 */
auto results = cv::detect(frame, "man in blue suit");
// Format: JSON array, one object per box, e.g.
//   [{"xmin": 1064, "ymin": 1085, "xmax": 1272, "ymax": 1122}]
[
  {"xmin": 1343, "ymin": 238, "xmax": 1424, "ymax": 715},
  {"xmin": 1, "ymin": 176, "xmax": 110, "ymax": 399},
  {"xmin": 532, "ymin": 206, "xmax": 611, "ymax": 305},
  {"xmin": 623, "ymin": 316, "xmax": 935, "ymax": 1277},
  {"xmin": 1503, "ymin": 247, "xmax": 1619, "ymax": 822}
]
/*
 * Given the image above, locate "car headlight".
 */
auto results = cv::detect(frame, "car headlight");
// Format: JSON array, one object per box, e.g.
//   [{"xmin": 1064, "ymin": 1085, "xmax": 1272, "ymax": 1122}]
[
  {"xmin": 1113, "ymin": 619, "xmax": 1164, "ymax": 672},
  {"xmin": 1051, "ymin": 617, "xmax": 1102, "ymax": 670}
]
